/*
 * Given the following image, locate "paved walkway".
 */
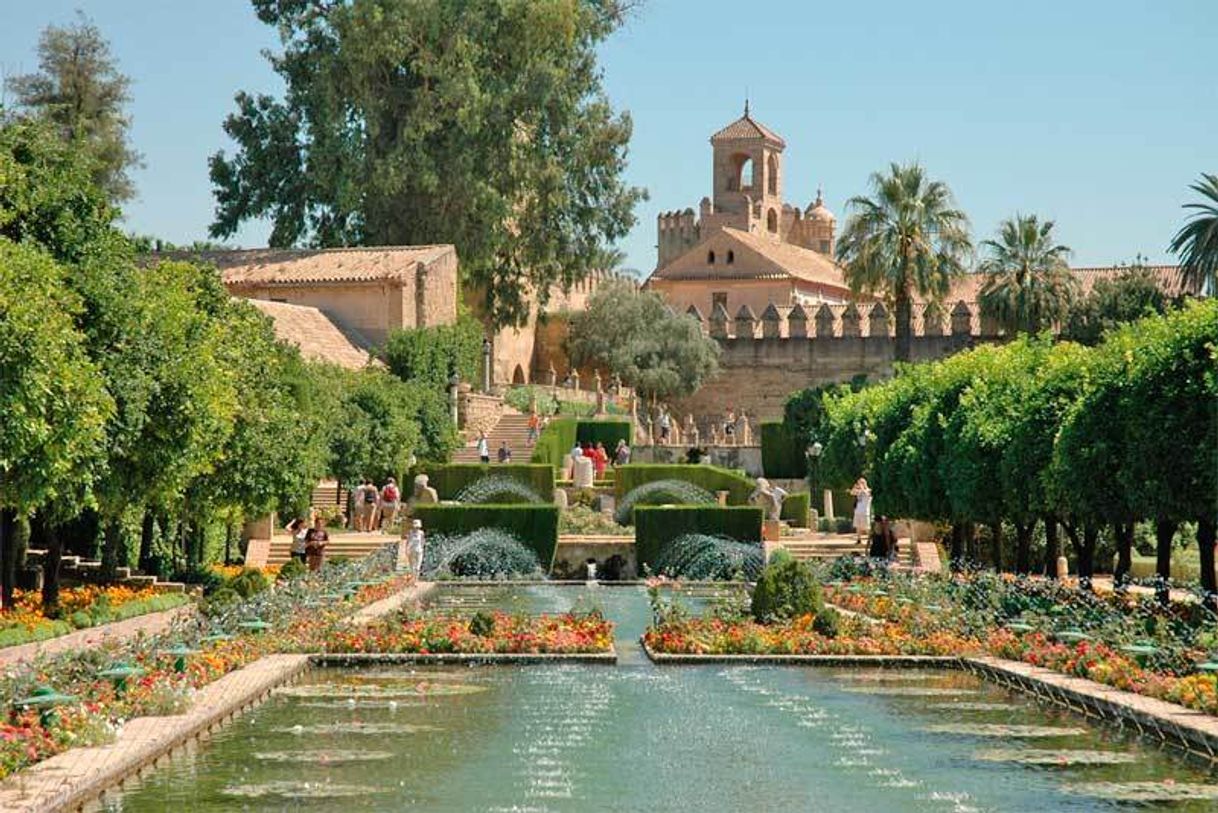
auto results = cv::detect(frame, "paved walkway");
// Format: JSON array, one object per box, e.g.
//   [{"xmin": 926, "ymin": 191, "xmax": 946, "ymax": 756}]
[
  {"xmin": 0, "ymin": 580, "xmax": 434, "ymax": 813},
  {"xmin": 0, "ymin": 605, "xmax": 196, "ymax": 668}
]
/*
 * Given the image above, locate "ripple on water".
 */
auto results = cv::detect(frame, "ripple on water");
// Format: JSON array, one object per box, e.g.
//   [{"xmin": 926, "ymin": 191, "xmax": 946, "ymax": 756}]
[
  {"xmin": 271, "ymin": 722, "xmax": 440, "ymax": 735},
  {"xmin": 253, "ymin": 750, "xmax": 395, "ymax": 764},
  {"xmin": 1061, "ymin": 782, "xmax": 1218, "ymax": 802},
  {"xmin": 925, "ymin": 702, "xmax": 1020, "ymax": 712},
  {"xmin": 921, "ymin": 723, "xmax": 1086, "ymax": 738},
  {"xmin": 973, "ymin": 748, "xmax": 1138, "ymax": 766},
  {"xmin": 221, "ymin": 781, "xmax": 381, "ymax": 800},
  {"xmin": 842, "ymin": 687, "xmax": 981, "ymax": 697},
  {"xmin": 276, "ymin": 682, "xmax": 488, "ymax": 699}
]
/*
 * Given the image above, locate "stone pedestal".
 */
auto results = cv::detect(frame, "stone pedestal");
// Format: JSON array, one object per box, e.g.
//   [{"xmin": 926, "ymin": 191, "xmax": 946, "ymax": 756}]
[
  {"xmin": 716, "ymin": 490, "xmax": 729, "ymax": 506},
  {"xmin": 1056, "ymin": 556, "xmax": 1069, "ymax": 579},
  {"xmin": 762, "ymin": 519, "xmax": 782, "ymax": 542}
]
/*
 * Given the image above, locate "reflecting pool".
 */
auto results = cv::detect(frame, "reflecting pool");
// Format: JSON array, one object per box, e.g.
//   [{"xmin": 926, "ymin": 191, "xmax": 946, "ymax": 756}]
[{"xmin": 102, "ymin": 586, "xmax": 1218, "ymax": 812}]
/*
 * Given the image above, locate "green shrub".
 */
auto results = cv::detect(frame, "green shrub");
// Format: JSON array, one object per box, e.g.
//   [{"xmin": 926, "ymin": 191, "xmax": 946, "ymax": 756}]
[
  {"xmin": 382, "ymin": 315, "xmax": 482, "ymax": 391},
  {"xmin": 532, "ymin": 417, "xmax": 578, "ymax": 466},
  {"xmin": 228, "ymin": 568, "xmax": 271, "ymax": 599},
  {"xmin": 750, "ymin": 558, "xmax": 822, "ymax": 623},
  {"xmin": 109, "ymin": 593, "xmax": 190, "ymax": 622},
  {"xmin": 0, "ymin": 619, "xmax": 72, "ymax": 648},
  {"xmin": 812, "ymin": 606, "xmax": 841, "ymax": 638},
  {"xmin": 413, "ymin": 504, "xmax": 560, "ymax": 571},
  {"xmin": 768, "ymin": 547, "xmax": 794, "ymax": 567},
  {"xmin": 468, "ymin": 610, "xmax": 496, "ymax": 637},
  {"xmin": 416, "ymin": 463, "xmax": 555, "ymax": 501},
  {"xmin": 69, "ymin": 610, "xmax": 93, "ymax": 629},
  {"xmin": 633, "ymin": 506, "xmax": 763, "ymax": 570},
  {"xmin": 761, "ymin": 421, "xmax": 807, "ymax": 478},
  {"xmin": 201, "ymin": 587, "xmax": 241, "ymax": 617},
  {"xmin": 575, "ymin": 418, "xmax": 632, "ymax": 450},
  {"xmin": 780, "ymin": 492, "xmax": 811, "ymax": 527},
  {"xmin": 174, "ymin": 563, "xmax": 226, "ymax": 596},
  {"xmin": 277, "ymin": 558, "xmax": 308, "ymax": 581},
  {"xmin": 614, "ymin": 464, "xmax": 755, "ymax": 505}
]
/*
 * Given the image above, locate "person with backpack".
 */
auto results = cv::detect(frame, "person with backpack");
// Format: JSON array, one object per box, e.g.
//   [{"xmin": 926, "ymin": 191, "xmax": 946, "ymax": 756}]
[
  {"xmin": 304, "ymin": 515, "xmax": 330, "ymax": 571},
  {"xmin": 286, "ymin": 515, "xmax": 310, "ymax": 564},
  {"xmin": 379, "ymin": 477, "xmax": 400, "ymax": 529},
  {"xmin": 357, "ymin": 478, "xmax": 378, "ymax": 532}
]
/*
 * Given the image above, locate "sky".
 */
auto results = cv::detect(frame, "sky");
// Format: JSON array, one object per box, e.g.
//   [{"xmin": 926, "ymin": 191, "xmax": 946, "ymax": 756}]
[{"xmin": 1, "ymin": 0, "xmax": 1214, "ymax": 274}]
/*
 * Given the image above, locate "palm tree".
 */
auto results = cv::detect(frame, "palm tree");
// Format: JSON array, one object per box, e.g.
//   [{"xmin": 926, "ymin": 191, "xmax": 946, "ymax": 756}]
[
  {"xmin": 1168, "ymin": 173, "xmax": 1218, "ymax": 296},
  {"xmin": 838, "ymin": 162, "xmax": 972, "ymax": 361},
  {"xmin": 977, "ymin": 214, "xmax": 1078, "ymax": 334}
]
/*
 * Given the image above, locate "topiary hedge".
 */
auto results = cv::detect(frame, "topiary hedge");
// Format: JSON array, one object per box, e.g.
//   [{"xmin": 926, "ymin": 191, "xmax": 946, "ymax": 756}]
[
  {"xmin": 780, "ymin": 492, "xmax": 811, "ymax": 528},
  {"xmin": 414, "ymin": 464, "xmax": 555, "ymax": 501},
  {"xmin": 615, "ymin": 464, "xmax": 755, "ymax": 505},
  {"xmin": 751, "ymin": 557, "xmax": 823, "ymax": 622},
  {"xmin": 575, "ymin": 418, "xmax": 632, "ymax": 450},
  {"xmin": 412, "ymin": 504, "xmax": 559, "ymax": 572},
  {"xmin": 531, "ymin": 417, "xmax": 579, "ymax": 467},
  {"xmin": 761, "ymin": 421, "xmax": 807, "ymax": 479},
  {"xmin": 633, "ymin": 505, "xmax": 763, "ymax": 571}
]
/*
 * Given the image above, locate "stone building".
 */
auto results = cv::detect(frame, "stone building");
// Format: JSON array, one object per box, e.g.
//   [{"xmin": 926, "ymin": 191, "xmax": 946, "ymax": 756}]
[
  {"xmin": 647, "ymin": 104, "xmax": 852, "ymax": 318},
  {"xmin": 189, "ymin": 244, "xmax": 460, "ymax": 347}
]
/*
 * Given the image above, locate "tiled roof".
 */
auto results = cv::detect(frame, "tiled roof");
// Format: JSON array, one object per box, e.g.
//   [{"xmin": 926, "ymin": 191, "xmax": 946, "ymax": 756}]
[
  {"xmin": 650, "ymin": 227, "xmax": 848, "ymax": 291},
  {"xmin": 945, "ymin": 264, "xmax": 1190, "ymax": 302},
  {"xmin": 245, "ymin": 299, "xmax": 375, "ymax": 370},
  {"xmin": 710, "ymin": 113, "xmax": 786, "ymax": 147},
  {"xmin": 159, "ymin": 245, "xmax": 456, "ymax": 286}
]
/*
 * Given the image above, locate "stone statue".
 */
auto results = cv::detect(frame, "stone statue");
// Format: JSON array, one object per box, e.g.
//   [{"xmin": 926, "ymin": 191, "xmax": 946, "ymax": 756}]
[
  {"xmin": 409, "ymin": 474, "xmax": 439, "ymax": 511},
  {"xmin": 739, "ymin": 412, "xmax": 752, "ymax": 445},
  {"xmin": 572, "ymin": 453, "xmax": 595, "ymax": 488},
  {"xmin": 750, "ymin": 477, "xmax": 787, "ymax": 522}
]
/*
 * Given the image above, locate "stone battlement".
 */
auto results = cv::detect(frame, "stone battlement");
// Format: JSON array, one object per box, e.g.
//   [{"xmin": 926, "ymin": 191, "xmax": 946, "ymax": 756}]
[{"xmin": 692, "ymin": 299, "xmax": 1000, "ymax": 340}]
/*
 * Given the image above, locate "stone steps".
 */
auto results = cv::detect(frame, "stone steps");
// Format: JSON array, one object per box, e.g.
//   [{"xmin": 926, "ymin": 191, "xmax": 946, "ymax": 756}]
[
  {"xmin": 776, "ymin": 537, "xmax": 917, "ymax": 569},
  {"xmin": 24, "ymin": 549, "xmax": 188, "ymax": 593},
  {"xmin": 265, "ymin": 534, "xmax": 394, "ymax": 565},
  {"xmin": 452, "ymin": 409, "xmax": 535, "ymax": 463}
]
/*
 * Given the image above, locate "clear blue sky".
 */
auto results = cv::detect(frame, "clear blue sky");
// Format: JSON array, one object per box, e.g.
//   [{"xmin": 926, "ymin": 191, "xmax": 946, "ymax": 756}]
[{"xmin": 2, "ymin": 0, "xmax": 1214, "ymax": 273}]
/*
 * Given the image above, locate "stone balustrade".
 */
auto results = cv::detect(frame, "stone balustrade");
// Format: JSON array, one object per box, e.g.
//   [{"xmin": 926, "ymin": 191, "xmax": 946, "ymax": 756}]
[{"xmin": 688, "ymin": 300, "xmax": 999, "ymax": 340}]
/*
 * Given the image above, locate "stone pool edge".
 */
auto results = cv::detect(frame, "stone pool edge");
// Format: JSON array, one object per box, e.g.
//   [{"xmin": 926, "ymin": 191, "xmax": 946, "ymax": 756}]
[
  {"xmin": 311, "ymin": 651, "xmax": 617, "ymax": 666},
  {"xmin": 640, "ymin": 640, "xmax": 1218, "ymax": 764}
]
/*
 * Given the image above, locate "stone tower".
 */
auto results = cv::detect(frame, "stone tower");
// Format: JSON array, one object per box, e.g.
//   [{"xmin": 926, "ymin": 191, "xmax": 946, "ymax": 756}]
[{"xmin": 706, "ymin": 101, "xmax": 787, "ymax": 237}]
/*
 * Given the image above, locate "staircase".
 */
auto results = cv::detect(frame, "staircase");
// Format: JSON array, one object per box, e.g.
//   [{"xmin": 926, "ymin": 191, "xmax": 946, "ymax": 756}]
[
  {"xmin": 23, "ymin": 550, "xmax": 188, "ymax": 593},
  {"xmin": 452, "ymin": 409, "xmax": 535, "ymax": 463},
  {"xmin": 775, "ymin": 532, "xmax": 917, "ymax": 570},
  {"xmin": 265, "ymin": 532, "xmax": 396, "ymax": 566}
]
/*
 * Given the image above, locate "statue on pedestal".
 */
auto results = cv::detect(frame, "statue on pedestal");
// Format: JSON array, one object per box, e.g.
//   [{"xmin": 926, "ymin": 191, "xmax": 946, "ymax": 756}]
[
  {"xmin": 750, "ymin": 477, "xmax": 787, "ymax": 521},
  {"xmin": 409, "ymin": 474, "xmax": 439, "ymax": 512}
]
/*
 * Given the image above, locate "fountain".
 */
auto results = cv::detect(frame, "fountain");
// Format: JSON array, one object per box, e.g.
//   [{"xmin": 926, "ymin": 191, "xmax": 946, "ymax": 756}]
[
  {"xmin": 652, "ymin": 532, "xmax": 764, "ymax": 580},
  {"xmin": 454, "ymin": 475, "xmax": 545, "ymax": 504},
  {"xmin": 614, "ymin": 479, "xmax": 716, "ymax": 525},
  {"xmin": 421, "ymin": 528, "xmax": 543, "ymax": 579}
]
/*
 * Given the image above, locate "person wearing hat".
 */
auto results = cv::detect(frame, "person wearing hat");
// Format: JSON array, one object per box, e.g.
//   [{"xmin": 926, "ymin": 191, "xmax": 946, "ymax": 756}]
[
  {"xmin": 404, "ymin": 518, "xmax": 426, "ymax": 577},
  {"xmin": 379, "ymin": 477, "xmax": 400, "ymax": 529}
]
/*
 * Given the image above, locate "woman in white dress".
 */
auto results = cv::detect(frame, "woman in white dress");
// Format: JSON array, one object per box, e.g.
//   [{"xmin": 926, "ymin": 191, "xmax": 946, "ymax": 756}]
[{"xmin": 850, "ymin": 477, "xmax": 872, "ymax": 545}]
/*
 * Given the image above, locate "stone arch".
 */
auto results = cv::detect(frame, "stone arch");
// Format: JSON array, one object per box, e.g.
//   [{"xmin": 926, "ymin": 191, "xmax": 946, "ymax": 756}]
[
  {"xmin": 730, "ymin": 153, "xmax": 754, "ymax": 192},
  {"xmin": 767, "ymin": 154, "xmax": 778, "ymax": 195},
  {"xmin": 512, "ymin": 364, "xmax": 526, "ymax": 385},
  {"xmin": 766, "ymin": 208, "xmax": 778, "ymax": 232},
  {"xmin": 707, "ymin": 250, "xmax": 716, "ymax": 264},
  {"xmin": 726, "ymin": 250, "xmax": 735, "ymax": 264}
]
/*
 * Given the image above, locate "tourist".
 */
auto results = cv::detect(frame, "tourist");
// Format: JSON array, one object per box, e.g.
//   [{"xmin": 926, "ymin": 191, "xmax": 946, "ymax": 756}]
[
  {"xmin": 498, "ymin": 441, "xmax": 512, "ymax": 463},
  {"xmin": 379, "ymin": 477, "xmax": 400, "ymax": 528},
  {"xmin": 850, "ymin": 477, "xmax": 872, "ymax": 545},
  {"xmin": 356, "ymin": 478, "xmax": 377, "ymax": 532},
  {"xmin": 526, "ymin": 410, "xmax": 540, "ymax": 445},
  {"xmin": 591, "ymin": 441, "xmax": 608, "ymax": 477},
  {"xmin": 304, "ymin": 516, "xmax": 329, "ymax": 572},
  {"xmin": 614, "ymin": 439, "xmax": 631, "ymax": 466},
  {"xmin": 869, "ymin": 516, "xmax": 897, "ymax": 562},
  {"xmin": 477, "ymin": 430, "xmax": 490, "ymax": 464},
  {"xmin": 285, "ymin": 515, "xmax": 309, "ymax": 564},
  {"xmin": 405, "ymin": 518, "xmax": 425, "ymax": 576},
  {"xmin": 658, "ymin": 409, "xmax": 672, "ymax": 443},
  {"xmin": 724, "ymin": 407, "xmax": 737, "ymax": 444}
]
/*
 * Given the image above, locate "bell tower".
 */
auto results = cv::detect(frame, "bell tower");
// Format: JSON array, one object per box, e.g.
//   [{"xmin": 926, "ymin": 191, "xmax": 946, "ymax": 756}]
[{"xmin": 709, "ymin": 102, "xmax": 786, "ymax": 236}]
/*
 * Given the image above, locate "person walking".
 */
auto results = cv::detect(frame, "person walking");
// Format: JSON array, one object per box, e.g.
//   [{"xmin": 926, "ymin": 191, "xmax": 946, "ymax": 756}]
[
  {"xmin": 850, "ymin": 477, "xmax": 872, "ymax": 545},
  {"xmin": 591, "ymin": 441, "xmax": 608, "ymax": 477},
  {"xmin": 405, "ymin": 518, "xmax": 426, "ymax": 577},
  {"xmin": 526, "ymin": 411, "xmax": 541, "ymax": 446},
  {"xmin": 613, "ymin": 439, "xmax": 631, "ymax": 466},
  {"xmin": 356, "ymin": 478, "xmax": 378, "ymax": 532},
  {"xmin": 379, "ymin": 478, "xmax": 400, "ymax": 529},
  {"xmin": 477, "ymin": 431, "xmax": 490, "ymax": 464},
  {"xmin": 304, "ymin": 516, "xmax": 329, "ymax": 572},
  {"xmin": 723, "ymin": 407, "xmax": 737, "ymax": 445},
  {"xmin": 498, "ymin": 441, "xmax": 512, "ymax": 463},
  {"xmin": 286, "ymin": 515, "xmax": 310, "ymax": 565},
  {"xmin": 658, "ymin": 409, "xmax": 672, "ymax": 444}
]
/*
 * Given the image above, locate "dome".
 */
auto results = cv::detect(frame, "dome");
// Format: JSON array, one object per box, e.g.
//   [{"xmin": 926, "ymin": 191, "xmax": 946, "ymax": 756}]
[{"xmin": 805, "ymin": 187, "xmax": 835, "ymax": 223}]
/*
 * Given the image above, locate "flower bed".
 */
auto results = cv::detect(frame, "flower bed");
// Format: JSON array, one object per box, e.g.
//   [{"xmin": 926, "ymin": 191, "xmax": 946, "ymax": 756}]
[
  {"xmin": 0, "ymin": 586, "xmax": 192, "ymax": 649},
  {"xmin": 0, "ymin": 550, "xmax": 411, "ymax": 781},
  {"xmin": 327, "ymin": 610, "xmax": 614, "ymax": 655}
]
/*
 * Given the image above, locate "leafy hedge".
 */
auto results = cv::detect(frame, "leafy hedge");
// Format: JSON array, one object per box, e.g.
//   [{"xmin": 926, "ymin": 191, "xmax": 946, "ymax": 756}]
[
  {"xmin": 780, "ymin": 492, "xmax": 811, "ymax": 527},
  {"xmin": 381, "ymin": 316, "xmax": 482, "ymax": 392},
  {"xmin": 575, "ymin": 419, "xmax": 632, "ymax": 450},
  {"xmin": 0, "ymin": 592, "xmax": 192, "ymax": 650},
  {"xmin": 412, "ymin": 504, "xmax": 559, "ymax": 571},
  {"xmin": 760, "ymin": 421, "xmax": 807, "ymax": 479},
  {"xmin": 414, "ymin": 464, "xmax": 555, "ymax": 501},
  {"xmin": 532, "ymin": 418, "xmax": 632, "ymax": 467},
  {"xmin": 633, "ymin": 506, "xmax": 763, "ymax": 570},
  {"xmin": 615, "ymin": 464, "xmax": 754, "ymax": 505}
]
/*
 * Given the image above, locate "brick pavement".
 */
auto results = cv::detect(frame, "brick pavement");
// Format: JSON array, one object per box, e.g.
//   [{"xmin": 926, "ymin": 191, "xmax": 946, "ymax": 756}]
[{"xmin": 0, "ymin": 605, "xmax": 196, "ymax": 668}]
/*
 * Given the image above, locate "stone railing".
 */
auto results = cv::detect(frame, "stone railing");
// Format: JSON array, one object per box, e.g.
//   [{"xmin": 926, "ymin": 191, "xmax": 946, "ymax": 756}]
[
  {"xmin": 457, "ymin": 387, "xmax": 503, "ymax": 436},
  {"xmin": 690, "ymin": 300, "xmax": 1002, "ymax": 340}
]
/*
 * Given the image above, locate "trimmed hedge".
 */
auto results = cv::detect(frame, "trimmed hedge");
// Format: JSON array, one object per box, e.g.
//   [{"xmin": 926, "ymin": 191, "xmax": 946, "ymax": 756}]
[
  {"xmin": 412, "ymin": 504, "xmax": 559, "ymax": 571},
  {"xmin": 575, "ymin": 418, "xmax": 632, "ymax": 450},
  {"xmin": 780, "ymin": 492, "xmax": 811, "ymax": 527},
  {"xmin": 761, "ymin": 421, "xmax": 807, "ymax": 479},
  {"xmin": 633, "ymin": 506, "xmax": 764, "ymax": 570},
  {"xmin": 533, "ymin": 418, "xmax": 633, "ymax": 467},
  {"xmin": 414, "ymin": 464, "xmax": 555, "ymax": 501},
  {"xmin": 531, "ymin": 418, "xmax": 578, "ymax": 467},
  {"xmin": 615, "ymin": 464, "xmax": 755, "ymax": 505}
]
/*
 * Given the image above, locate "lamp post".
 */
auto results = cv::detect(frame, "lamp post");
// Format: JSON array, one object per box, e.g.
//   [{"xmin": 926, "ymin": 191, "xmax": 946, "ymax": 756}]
[
  {"xmin": 449, "ymin": 372, "xmax": 461, "ymax": 427},
  {"xmin": 481, "ymin": 338, "xmax": 492, "ymax": 394},
  {"xmin": 807, "ymin": 441, "xmax": 824, "ymax": 523}
]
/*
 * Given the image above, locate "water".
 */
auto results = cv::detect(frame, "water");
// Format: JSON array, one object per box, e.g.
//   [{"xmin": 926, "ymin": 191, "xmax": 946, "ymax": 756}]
[
  {"xmin": 102, "ymin": 586, "xmax": 1217, "ymax": 812},
  {"xmin": 614, "ymin": 479, "xmax": 716, "ymax": 524},
  {"xmin": 421, "ymin": 529, "xmax": 543, "ymax": 580},
  {"xmin": 653, "ymin": 533, "xmax": 764, "ymax": 580},
  {"xmin": 454, "ymin": 475, "xmax": 546, "ymax": 505}
]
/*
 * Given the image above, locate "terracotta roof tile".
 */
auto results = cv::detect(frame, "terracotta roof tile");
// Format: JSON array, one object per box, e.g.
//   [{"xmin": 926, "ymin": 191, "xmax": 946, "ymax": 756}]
[
  {"xmin": 245, "ymin": 299, "xmax": 375, "ymax": 370},
  {"xmin": 650, "ymin": 227, "xmax": 847, "ymax": 291},
  {"xmin": 709, "ymin": 114, "xmax": 786, "ymax": 147},
  {"xmin": 157, "ymin": 245, "xmax": 455, "ymax": 286},
  {"xmin": 944, "ymin": 264, "xmax": 1189, "ymax": 302}
]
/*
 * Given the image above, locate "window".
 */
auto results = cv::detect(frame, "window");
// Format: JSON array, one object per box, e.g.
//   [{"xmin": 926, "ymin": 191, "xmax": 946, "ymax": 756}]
[
  {"xmin": 707, "ymin": 250, "xmax": 716, "ymax": 264},
  {"xmin": 767, "ymin": 154, "xmax": 778, "ymax": 195},
  {"xmin": 712, "ymin": 292, "xmax": 728, "ymax": 312},
  {"xmin": 819, "ymin": 240, "xmax": 831, "ymax": 253},
  {"xmin": 767, "ymin": 208, "xmax": 778, "ymax": 232},
  {"xmin": 726, "ymin": 250, "xmax": 735, "ymax": 264}
]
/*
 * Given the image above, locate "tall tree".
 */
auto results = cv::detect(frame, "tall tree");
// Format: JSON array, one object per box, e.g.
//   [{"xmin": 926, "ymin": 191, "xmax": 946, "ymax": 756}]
[
  {"xmin": 977, "ymin": 214, "xmax": 1078, "ymax": 334},
  {"xmin": 837, "ymin": 162, "xmax": 972, "ymax": 362},
  {"xmin": 1168, "ymin": 172, "xmax": 1218, "ymax": 296},
  {"xmin": 1062, "ymin": 257, "xmax": 1172, "ymax": 345},
  {"xmin": 4, "ymin": 12, "xmax": 142, "ymax": 203},
  {"xmin": 209, "ymin": 0, "xmax": 646, "ymax": 328},
  {"xmin": 567, "ymin": 279, "xmax": 719, "ymax": 404}
]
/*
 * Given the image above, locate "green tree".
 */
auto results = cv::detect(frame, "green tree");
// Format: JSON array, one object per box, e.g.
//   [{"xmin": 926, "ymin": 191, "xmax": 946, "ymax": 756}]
[
  {"xmin": 0, "ymin": 240, "xmax": 112, "ymax": 608},
  {"xmin": 208, "ymin": 0, "xmax": 646, "ymax": 328},
  {"xmin": 1168, "ymin": 172, "xmax": 1218, "ymax": 296},
  {"xmin": 382, "ymin": 316, "xmax": 482, "ymax": 391},
  {"xmin": 977, "ymin": 214, "xmax": 1078, "ymax": 334},
  {"xmin": 4, "ymin": 12, "xmax": 142, "ymax": 203},
  {"xmin": 566, "ymin": 279, "xmax": 720, "ymax": 404},
  {"xmin": 837, "ymin": 162, "xmax": 972, "ymax": 362},
  {"xmin": 1062, "ymin": 259, "xmax": 1172, "ymax": 345}
]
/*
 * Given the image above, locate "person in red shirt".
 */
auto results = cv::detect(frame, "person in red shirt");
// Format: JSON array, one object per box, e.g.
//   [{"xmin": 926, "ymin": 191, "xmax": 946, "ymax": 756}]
[{"xmin": 591, "ymin": 441, "xmax": 608, "ymax": 477}]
